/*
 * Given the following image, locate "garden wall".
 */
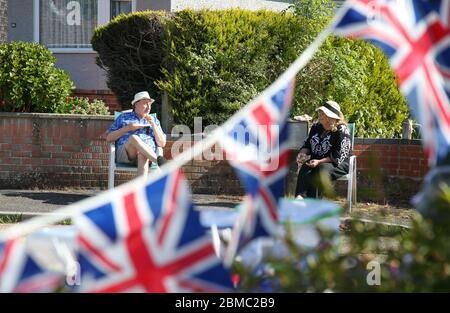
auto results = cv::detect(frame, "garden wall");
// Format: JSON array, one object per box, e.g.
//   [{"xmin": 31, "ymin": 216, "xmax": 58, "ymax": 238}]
[
  {"xmin": 0, "ymin": 114, "xmax": 428, "ymax": 200},
  {"xmin": 73, "ymin": 89, "xmax": 121, "ymax": 113}
]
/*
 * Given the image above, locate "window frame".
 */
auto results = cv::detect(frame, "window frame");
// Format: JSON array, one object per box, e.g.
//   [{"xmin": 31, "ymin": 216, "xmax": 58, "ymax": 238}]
[{"xmin": 33, "ymin": 0, "xmax": 135, "ymax": 53}]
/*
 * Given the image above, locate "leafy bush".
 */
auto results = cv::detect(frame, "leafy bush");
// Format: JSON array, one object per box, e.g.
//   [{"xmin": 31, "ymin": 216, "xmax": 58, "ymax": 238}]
[
  {"xmin": 57, "ymin": 97, "xmax": 110, "ymax": 115},
  {"xmin": 91, "ymin": 11, "xmax": 167, "ymax": 110},
  {"xmin": 93, "ymin": 5, "xmax": 409, "ymax": 137},
  {"xmin": 0, "ymin": 42, "xmax": 74, "ymax": 112},
  {"xmin": 157, "ymin": 9, "xmax": 308, "ymax": 128},
  {"xmin": 289, "ymin": 0, "xmax": 409, "ymax": 138},
  {"xmin": 293, "ymin": 37, "xmax": 409, "ymax": 138}
]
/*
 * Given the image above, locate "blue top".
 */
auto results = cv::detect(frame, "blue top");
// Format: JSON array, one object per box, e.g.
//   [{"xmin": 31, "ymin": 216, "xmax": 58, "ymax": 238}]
[{"xmin": 107, "ymin": 111, "xmax": 166, "ymax": 153}]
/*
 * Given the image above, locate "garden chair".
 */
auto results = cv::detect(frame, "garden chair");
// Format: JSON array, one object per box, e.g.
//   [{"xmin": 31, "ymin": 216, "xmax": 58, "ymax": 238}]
[
  {"xmin": 107, "ymin": 110, "xmax": 163, "ymax": 189},
  {"xmin": 315, "ymin": 123, "xmax": 357, "ymax": 212},
  {"xmin": 336, "ymin": 123, "xmax": 357, "ymax": 213}
]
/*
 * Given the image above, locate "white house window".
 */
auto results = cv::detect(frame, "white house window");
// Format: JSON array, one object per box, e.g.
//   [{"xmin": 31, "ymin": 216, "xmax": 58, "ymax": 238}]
[
  {"xmin": 111, "ymin": 0, "xmax": 132, "ymax": 19},
  {"xmin": 34, "ymin": 0, "xmax": 135, "ymax": 52},
  {"xmin": 39, "ymin": 0, "xmax": 98, "ymax": 49}
]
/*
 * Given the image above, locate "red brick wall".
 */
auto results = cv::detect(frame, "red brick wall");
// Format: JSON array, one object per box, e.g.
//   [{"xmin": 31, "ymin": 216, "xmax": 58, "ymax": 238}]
[
  {"xmin": 0, "ymin": 114, "xmax": 428, "ymax": 194},
  {"xmin": 0, "ymin": 113, "xmax": 113, "ymax": 188},
  {"xmin": 352, "ymin": 139, "xmax": 428, "ymax": 178},
  {"xmin": 73, "ymin": 89, "xmax": 121, "ymax": 113}
]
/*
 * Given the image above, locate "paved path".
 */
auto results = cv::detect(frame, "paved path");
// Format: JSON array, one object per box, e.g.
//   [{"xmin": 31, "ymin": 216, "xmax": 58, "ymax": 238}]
[
  {"xmin": 0, "ymin": 189, "xmax": 412, "ymax": 229},
  {"xmin": 0, "ymin": 189, "xmax": 242, "ymax": 217}
]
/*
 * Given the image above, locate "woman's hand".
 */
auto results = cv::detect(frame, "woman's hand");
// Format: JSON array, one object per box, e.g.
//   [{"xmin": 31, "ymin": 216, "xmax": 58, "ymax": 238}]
[
  {"xmin": 296, "ymin": 152, "xmax": 308, "ymax": 164},
  {"xmin": 306, "ymin": 159, "xmax": 321, "ymax": 168}
]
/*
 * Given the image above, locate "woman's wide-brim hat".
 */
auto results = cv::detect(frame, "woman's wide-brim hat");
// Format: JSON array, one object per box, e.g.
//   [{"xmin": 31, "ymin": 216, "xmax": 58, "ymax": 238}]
[{"xmin": 316, "ymin": 100, "xmax": 342, "ymax": 120}]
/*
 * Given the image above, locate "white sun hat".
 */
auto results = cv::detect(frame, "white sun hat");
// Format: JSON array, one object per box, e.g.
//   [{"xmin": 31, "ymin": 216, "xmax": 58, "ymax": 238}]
[
  {"xmin": 131, "ymin": 91, "xmax": 155, "ymax": 106},
  {"xmin": 316, "ymin": 100, "xmax": 342, "ymax": 120}
]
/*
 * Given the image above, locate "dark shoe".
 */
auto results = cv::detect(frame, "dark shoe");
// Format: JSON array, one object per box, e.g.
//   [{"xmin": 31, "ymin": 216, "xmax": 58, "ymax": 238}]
[{"xmin": 157, "ymin": 156, "xmax": 167, "ymax": 167}]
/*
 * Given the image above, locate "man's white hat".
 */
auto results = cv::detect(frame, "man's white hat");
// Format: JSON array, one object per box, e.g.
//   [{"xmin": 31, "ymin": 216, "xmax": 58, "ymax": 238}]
[
  {"xmin": 316, "ymin": 100, "xmax": 342, "ymax": 120},
  {"xmin": 131, "ymin": 91, "xmax": 155, "ymax": 106}
]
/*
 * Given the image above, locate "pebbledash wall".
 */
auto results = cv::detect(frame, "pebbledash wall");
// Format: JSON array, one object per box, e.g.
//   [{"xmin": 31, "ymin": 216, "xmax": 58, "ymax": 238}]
[
  {"xmin": 0, "ymin": 113, "xmax": 428, "ymax": 197},
  {"xmin": 0, "ymin": 0, "xmax": 7, "ymax": 43}
]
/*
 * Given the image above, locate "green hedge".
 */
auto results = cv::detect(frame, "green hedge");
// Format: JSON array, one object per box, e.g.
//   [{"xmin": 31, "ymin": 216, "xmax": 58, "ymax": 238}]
[
  {"xmin": 294, "ymin": 36, "xmax": 409, "ymax": 138},
  {"xmin": 157, "ymin": 9, "xmax": 308, "ymax": 128},
  {"xmin": 93, "ymin": 7, "xmax": 409, "ymax": 137},
  {"xmin": 91, "ymin": 11, "xmax": 167, "ymax": 110},
  {"xmin": 0, "ymin": 42, "xmax": 74, "ymax": 113}
]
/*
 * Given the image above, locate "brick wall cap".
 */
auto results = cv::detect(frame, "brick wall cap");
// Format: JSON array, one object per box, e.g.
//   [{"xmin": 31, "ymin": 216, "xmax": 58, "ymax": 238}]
[
  {"xmin": 354, "ymin": 138, "xmax": 422, "ymax": 145},
  {"xmin": 0, "ymin": 112, "xmax": 114, "ymax": 121},
  {"xmin": 74, "ymin": 89, "xmax": 115, "ymax": 95}
]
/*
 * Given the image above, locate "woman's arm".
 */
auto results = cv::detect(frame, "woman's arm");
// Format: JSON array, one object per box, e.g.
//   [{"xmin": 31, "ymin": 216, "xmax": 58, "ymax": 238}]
[{"xmin": 306, "ymin": 157, "xmax": 332, "ymax": 168}]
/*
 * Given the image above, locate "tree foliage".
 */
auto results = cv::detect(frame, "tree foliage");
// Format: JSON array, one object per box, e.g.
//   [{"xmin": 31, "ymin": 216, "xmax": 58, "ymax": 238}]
[{"xmin": 91, "ymin": 11, "xmax": 167, "ymax": 110}]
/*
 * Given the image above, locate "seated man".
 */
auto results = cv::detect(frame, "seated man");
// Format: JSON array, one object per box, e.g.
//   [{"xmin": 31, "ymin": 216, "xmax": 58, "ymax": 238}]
[{"xmin": 106, "ymin": 91, "xmax": 167, "ymax": 179}]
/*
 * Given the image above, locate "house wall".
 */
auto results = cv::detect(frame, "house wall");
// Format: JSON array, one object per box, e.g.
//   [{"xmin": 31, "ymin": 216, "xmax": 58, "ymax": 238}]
[
  {"xmin": 0, "ymin": 0, "xmax": 7, "ymax": 42},
  {"xmin": 55, "ymin": 53, "xmax": 108, "ymax": 90},
  {"xmin": 137, "ymin": 0, "xmax": 170, "ymax": 11},
  {"xmin": 7, "ymin": 0, "xmax": 33, "ymax": 42}
]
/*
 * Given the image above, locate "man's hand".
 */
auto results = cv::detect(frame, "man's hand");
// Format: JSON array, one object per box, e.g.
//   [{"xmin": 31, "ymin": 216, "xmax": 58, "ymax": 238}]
[
  {"xmin": 145, "ymin": 114, "xmax": 156, "ymax": 127},
  {"xmin": 127, "ymin": 123, "xmax": 147, "ymax": 131}
]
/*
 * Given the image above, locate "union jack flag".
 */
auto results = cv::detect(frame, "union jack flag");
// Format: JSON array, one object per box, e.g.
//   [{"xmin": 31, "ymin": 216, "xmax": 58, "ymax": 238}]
[
  {"xmin": 220, "ymin": 78, "xmax": 296, "ymax": 265},
  {"xmin": 334, "ymin": 0, "xmax": 450, "ymax": 166},
  {"xmin": 0, "ymin": 237, "xmax": 63, "ymax": 292},
  {"xmin": 74, "ymin": 169, "xmax": 233, "ymax": 292}
]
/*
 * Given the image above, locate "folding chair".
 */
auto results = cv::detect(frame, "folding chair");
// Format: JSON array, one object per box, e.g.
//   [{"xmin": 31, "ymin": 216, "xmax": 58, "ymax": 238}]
[
  {"xmin": 336, "ymin": 123, "xmax": 357, "ymax": 213},
  {"xmin": 314, "ymin": 123, "xmax": 357, "ymax": 212},
  {"xmin": 107, "ymin": 110, "xmax": 163, "ymax": 189}
]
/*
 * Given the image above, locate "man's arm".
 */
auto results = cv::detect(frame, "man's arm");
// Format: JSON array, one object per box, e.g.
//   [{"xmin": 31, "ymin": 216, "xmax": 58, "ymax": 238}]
[
  {"xmin": 148, "ymin": 117, "xmax": 166, "ymax": 147},
  {"xmin": 106, "ymin": 124, "xmax": 144, "ymax": 143}
]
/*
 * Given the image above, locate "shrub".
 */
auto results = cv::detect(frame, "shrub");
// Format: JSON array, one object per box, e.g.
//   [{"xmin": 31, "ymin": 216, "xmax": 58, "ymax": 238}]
[
  {"xmin": 91, "ymin": 11, "xmax": 167, "ymax": 110},
  {"xmin": 0, "ymin": 42, "xmax": 74, "ymax": 112},
  {"xmin": 94, "ymin": 5, "xmax": 409, "ymax": 137},
  {"xmin": 288, "ymin": 0, "xmax": 409, "ymax": 138},
  {"xmin": 57, "ymin": 97, "xmax": 110, "ymax": 115},
  {"xmin": 293, "ymin": 37, "xmax": 409, "ymax": 138},
  {"xmin": 157, "ymin": 9, "xmax": 307, "ymax": 128}
]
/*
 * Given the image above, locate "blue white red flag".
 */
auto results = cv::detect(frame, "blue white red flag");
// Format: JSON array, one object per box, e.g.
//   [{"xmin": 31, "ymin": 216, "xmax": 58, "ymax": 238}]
[
  {"xmin": 220, "ymin": 78, "xmax": 296, "ymax": 265},
  {"xmin": 0, "ymin": 238, "xmax": 63, "ymax": 292},
  {"xmin": 334, "ymin": 0, "xmax": 450, "ymax": 166},
  {"xmin": 74, "ymin": 168, "xmax": 233, "ymax": 292}
]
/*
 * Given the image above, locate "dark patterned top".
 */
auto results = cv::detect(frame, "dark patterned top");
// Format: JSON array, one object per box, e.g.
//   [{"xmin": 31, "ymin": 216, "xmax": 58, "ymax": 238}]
[{"xmin": 301, "ymin": 122, "xmax": 352, "ymax": 166}]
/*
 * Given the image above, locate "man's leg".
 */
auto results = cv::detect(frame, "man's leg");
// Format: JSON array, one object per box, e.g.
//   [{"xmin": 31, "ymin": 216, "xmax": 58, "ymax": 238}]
[
  {"xmin": 137, "ymin": 153, "xmax": 149, "ymax": 178},
  {"xmin": 124, "ymin": 135, "xmax": 158, "ymax": 163}
]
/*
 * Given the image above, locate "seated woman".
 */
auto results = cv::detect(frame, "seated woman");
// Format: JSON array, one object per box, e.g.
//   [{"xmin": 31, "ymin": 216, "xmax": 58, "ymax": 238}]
[{"xmin": 295, "ymin": 100, "xmax": 352, "ymax": 200}]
